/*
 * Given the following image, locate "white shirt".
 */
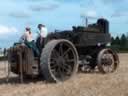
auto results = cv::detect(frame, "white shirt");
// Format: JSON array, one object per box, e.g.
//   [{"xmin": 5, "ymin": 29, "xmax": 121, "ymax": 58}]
[
  {"xmin": 40, "ymin": 27, "xmax": 48, "ymax": 38},
  {"xmin": 20, "ymin": 31, "xmax": 33, "ymax": 42}
]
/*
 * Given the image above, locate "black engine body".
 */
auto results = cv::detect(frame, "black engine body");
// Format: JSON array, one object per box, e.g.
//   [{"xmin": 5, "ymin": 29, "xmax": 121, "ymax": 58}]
[{"xmin": 46, "ymin": 18, "xmax": 111, "ymax": 59}]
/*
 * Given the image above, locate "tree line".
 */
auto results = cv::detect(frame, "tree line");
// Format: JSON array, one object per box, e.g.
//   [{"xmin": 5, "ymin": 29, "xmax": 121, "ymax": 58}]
[{"xmin": 111, "ymin": 33, "xmax": 128, "ymax": 52}]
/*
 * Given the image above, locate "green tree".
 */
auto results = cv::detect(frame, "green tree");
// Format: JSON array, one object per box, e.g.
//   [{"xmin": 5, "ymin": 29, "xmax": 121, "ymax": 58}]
[
  {"xmin": 120, "ymin": 34, "xmax": 127, "ymax": 47},
  {"xmin": 114, "ymin": 36, "xmax": 120, "ymax": 45},
  {"xmin": 126, "ymin": 32, "xmax": 128, "ymax": 47},
  {"xmin": 111, "ymin": 37, "xmax": 115, "ymax": 45}
]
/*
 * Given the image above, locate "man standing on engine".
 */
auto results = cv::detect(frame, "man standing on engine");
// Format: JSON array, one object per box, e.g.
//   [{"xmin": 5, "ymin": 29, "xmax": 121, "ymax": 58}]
[
  {"xmin": 38, "ymin": 24, "xmax": 48, "ymax": 38},
  {"xmin": 36, "ymin": 24, "xmax": 48, "ymax": 51}
]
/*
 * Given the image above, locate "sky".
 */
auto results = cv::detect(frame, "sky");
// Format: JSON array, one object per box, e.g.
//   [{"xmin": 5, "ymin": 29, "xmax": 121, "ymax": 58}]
[{"xmin": 0, "ymin": 0, "xmax": 128, "ymax": 48}]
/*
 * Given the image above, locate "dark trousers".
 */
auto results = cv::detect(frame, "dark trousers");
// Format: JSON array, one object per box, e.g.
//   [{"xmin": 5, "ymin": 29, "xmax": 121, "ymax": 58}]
[
  {"xmin": 36, "ymin": 37, "xmax": 45, "ymax": 53},
  {"xmin": 25, "ymin": 41, "xmax": 40, "ymax": 57}
]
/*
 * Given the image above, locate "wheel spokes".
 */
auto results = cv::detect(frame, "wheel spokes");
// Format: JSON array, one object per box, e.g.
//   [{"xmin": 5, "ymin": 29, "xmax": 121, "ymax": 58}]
[
  {"xmin": 52, "ymin": 49, "xmax": 60, "ymax": 58},
  {"xmin": 63, "ymin": 65, "xmax": 72, "ymax": 75},
  {"xmin": 50, "ymin": 63, "xmax": 58, "ymax": 69},
  {"xmin": 66, "ymin": 59, "xmax": 75, "ymax": 63},
  {"xmin": 59, "ymin": 43, "xmax": 64, "ymax": 56},
  {"xmin": 49, "ymin": 42, "xmax": 77, "ymax": 81},
  {"xmin": 101, "ymin": 52, "xmax": 115, "ymax": 73},
  {"xmin": 63, "ymin": 48, "xmax": 72, "ymax": 57}
]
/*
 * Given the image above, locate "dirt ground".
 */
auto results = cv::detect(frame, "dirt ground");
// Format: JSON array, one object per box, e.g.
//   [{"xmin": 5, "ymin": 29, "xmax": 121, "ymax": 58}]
[{"xmin": 0, "ymin": 53, "xmax": 128, "ymax": 96}]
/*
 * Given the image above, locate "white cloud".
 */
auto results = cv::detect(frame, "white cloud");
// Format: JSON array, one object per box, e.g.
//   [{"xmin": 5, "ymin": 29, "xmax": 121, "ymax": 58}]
[
  {"xmin": 111, "ymin": 11, "xmax": 128, "ymax": 17},
  {"xmin": 81, "ymin": 10, "xmax": 97, "ymax": 18},
  {"xmin": 86, "ymin": 10, "xmax": 97, "ymax": 17},
  {"xmin": 30, "ymin": 4, "xmax": 59, "ymax": 12},
  {"xmin": 9, "ymin": 11, "xmax": 30, "ymax": 18},
  {"xmin": 0, "ymin": 25, "xmax": 18, "ymax": 35}
]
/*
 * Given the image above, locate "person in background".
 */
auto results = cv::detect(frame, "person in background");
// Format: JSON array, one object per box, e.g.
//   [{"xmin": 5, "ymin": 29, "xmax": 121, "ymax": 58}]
[
  {"xmin": 3, "ymin": 48, "xmax": 7, "ymax": 57},
  {"xmin": 36, "ymin": 24, "xmax": 48, "ymax": 51},
  {"xmin": 20, "ymin": 27, "xmax": 40, "ymax": 57}
]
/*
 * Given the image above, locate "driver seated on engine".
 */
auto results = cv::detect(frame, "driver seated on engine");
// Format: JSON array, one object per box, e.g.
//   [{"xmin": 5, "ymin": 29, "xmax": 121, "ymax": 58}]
[{"xmin": 20, "ymin": 27, "xmax": 40, "ymax": 57}]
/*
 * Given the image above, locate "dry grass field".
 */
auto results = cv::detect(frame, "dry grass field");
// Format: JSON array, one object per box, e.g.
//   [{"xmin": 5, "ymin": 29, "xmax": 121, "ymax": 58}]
[{"xmin": 0, "ymin": 53, "xmax": 128, "ymax": 96}]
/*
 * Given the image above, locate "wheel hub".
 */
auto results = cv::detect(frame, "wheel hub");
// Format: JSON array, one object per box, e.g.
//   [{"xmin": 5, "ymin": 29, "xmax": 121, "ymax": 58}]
[
  {"xmin": 102, "ymin": 54, "xmax": 113, "ymax": 65},
  {"xmin": 57, "ymin": 56, "xmax": 65, "ymax": 65}
]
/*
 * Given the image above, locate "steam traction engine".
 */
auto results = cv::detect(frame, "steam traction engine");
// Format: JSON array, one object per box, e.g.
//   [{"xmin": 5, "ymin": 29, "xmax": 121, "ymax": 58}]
[{"xmin": 8, "ymin": 18, "xmax": 119, "ymax": 82}]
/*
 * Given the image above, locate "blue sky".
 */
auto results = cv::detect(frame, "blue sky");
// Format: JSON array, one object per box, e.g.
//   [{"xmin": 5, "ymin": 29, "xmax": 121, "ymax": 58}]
[{"xmin": 0, "ymin": 0, "xmax": 128, "ymax": 48}]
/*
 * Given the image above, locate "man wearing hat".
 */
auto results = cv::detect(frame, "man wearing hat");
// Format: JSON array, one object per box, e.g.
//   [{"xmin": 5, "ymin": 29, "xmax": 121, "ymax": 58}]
[
  {"xmin": 36, "ymin": 24, "xmax": 48, "ymax": 51},
  {"xmin": 38, "ymin": 24, "xmax": 48, "ymax": 38}
]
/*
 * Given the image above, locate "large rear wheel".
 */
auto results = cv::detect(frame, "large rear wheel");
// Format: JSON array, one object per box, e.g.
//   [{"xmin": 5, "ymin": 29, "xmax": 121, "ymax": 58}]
[{"xmin": 40, "ymin": 39, "xmax": 79, "ymax": 82}]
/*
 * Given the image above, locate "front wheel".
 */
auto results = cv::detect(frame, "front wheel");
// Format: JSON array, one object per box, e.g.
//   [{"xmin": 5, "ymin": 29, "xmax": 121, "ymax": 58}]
[{"xmin": 97, "ymin": 48, "xmax": 119, "ymax": 73}]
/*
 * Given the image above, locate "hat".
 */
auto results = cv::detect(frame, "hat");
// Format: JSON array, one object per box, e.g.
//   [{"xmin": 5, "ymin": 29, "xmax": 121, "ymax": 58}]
[
  {"xmin": 38, "ymin": 24, "xmax": 45, "ymax": 29},
  {"xmin": 25, "ymin": 27, "xmax": 31, "ymax": 31}
]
